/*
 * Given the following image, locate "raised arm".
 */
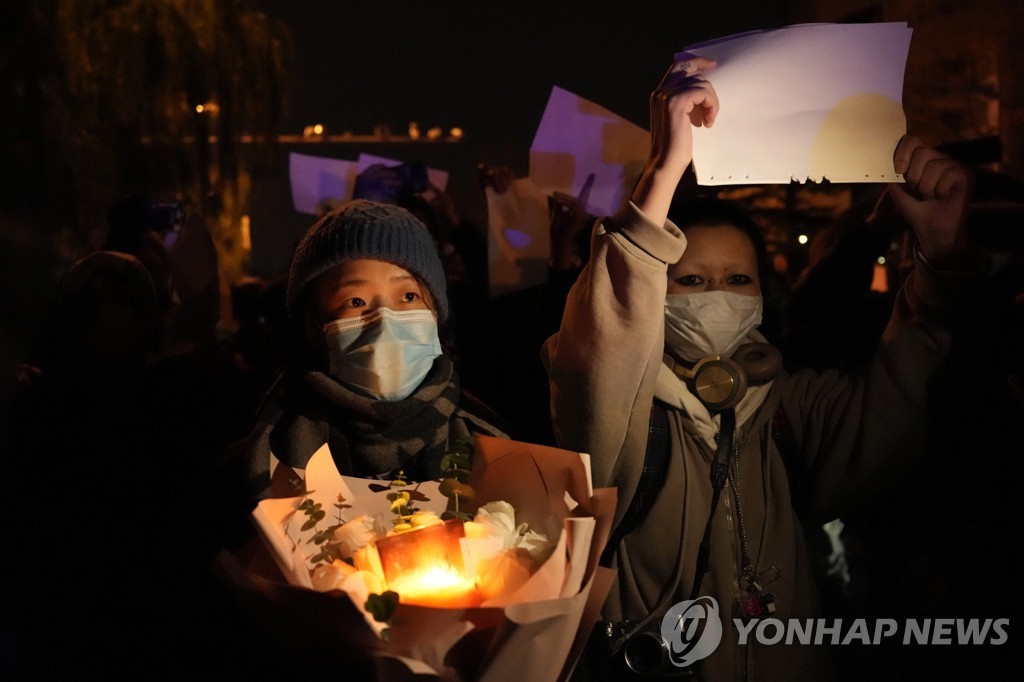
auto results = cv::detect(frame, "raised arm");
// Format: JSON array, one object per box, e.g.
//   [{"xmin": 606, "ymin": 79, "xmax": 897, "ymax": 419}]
[
  {"xmin": 890, "ymin": 134, "xmax": 972, "ymax": 268},
  {"xmin": 787, "ymin": 139, "xmax": 986, "ymax": 521},
  {"xmin": 541, "ymin": 59, "xmax": 718, "ymax": 488},
  {"xmin": 631, "ymin": 57, "xmax": 719, "ymax": 226}
]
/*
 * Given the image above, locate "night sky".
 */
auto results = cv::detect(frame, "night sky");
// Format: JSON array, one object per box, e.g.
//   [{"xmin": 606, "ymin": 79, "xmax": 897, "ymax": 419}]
[
  {"xmin": 247, "ymin": 1, "xmax": 792, "ymax": 276},
  {"xmin": 262, "ymin": 1, "xmax": 788, "ymax": 148}
]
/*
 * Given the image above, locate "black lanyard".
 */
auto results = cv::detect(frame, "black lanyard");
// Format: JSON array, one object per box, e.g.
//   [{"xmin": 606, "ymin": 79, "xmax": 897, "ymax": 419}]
[{"xmin": 689, "ymin": 408, "xmax": 736, "ymax": 600}]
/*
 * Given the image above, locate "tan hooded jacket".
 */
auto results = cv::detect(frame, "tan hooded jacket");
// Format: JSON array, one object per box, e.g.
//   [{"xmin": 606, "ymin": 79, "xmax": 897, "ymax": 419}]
[{"xmin": 542, "ymin": 201, "xmax": 982, "ymax": 682}]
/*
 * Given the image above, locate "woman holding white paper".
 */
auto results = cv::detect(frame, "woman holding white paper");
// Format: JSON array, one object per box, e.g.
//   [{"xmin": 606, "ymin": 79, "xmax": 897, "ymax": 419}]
[{"xmin": 543, "ymin": 57, "xmax": 986, "ymax": 681}]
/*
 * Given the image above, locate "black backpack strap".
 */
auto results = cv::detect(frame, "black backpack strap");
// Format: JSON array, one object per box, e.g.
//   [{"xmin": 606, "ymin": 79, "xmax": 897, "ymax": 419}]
[
  {"xmin": 596, "ymin": 400, "xmax": 800, "ymax": 562},
  {"xmin": 600, "ymin": 400, "xmax": 671, "ymax": 567}
]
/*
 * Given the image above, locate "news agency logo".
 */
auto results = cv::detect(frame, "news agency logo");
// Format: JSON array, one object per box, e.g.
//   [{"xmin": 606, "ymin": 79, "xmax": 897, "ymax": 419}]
[
  {"xmin": 660, "ymin": 596, "xmax": 723, "ymax": 667},
  {"xmin": 659, "ymin": 596, "xmax": 1010, "ymax": 670}
]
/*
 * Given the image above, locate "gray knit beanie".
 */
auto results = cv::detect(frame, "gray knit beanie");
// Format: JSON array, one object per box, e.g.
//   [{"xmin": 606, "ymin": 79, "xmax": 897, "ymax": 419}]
[{"xmin": 287, "ymin": 199, "xmax": 449, "ymax": 322}]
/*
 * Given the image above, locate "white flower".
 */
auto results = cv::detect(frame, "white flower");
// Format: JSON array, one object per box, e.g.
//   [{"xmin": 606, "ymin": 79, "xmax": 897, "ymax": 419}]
[
  {"xmin": 331, "ymin": 515, "xmax": 376, "ymax": 559},
  {"xmin": 467, "ymin": 501, "xmax": 552, "ymax": 565},
  {"xmin": 311, "ymin": 559, "xmax": 356, "ymax": 592},
  {"xmin": 470, "ymin": 501, "xmax": 518, "ymax": 547}
]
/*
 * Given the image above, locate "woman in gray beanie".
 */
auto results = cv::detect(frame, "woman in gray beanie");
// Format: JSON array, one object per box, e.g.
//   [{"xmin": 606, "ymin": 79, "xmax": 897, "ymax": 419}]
[{"xmin": 236, "ymin": 199, "xmax": 508, "ymax": 501}]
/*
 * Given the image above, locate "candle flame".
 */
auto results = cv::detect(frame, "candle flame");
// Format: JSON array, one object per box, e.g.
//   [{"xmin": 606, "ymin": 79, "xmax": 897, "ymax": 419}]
[{"xmin": 387, "ymin": 562, "xmax": 480, "ymax": 608}]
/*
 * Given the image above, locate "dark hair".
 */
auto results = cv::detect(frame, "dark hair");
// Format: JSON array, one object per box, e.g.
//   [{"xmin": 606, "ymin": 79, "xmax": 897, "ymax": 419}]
[
  {"xmin": 56, "ymin": 251, "xmax": 164, "ymax": 357},
  {"xmin": 667, "ymin": 196, "xmax": 771, "ymax": 292}
]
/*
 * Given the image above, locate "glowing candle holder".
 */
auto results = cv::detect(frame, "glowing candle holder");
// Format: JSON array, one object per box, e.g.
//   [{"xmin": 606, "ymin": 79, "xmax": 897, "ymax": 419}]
[{"xmin": 375, "ymin": 519, "xmax": 482, "ymax": 609}]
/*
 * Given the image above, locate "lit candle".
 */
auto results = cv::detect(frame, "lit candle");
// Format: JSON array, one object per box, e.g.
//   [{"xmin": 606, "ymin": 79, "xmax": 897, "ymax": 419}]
[
  {"xmin": 376, "ymin": 519, "xmax": 482, "ymax": 609},
  {"xmin": 387, "ymin": 563, "xmax": 481, "ymax": 609}
]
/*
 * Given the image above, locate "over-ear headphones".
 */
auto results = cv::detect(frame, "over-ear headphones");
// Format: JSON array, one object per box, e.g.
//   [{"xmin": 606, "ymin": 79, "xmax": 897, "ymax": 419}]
[{"xmin": 665, "ymin": 342, "xmax": 783, "ymax": 411}]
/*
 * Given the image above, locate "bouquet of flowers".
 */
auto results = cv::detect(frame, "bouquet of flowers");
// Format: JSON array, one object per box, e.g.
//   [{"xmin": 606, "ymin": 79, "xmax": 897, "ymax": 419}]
[{"xmin": 216, "ymin": 435, "xmax": 617, "ymax": 681}]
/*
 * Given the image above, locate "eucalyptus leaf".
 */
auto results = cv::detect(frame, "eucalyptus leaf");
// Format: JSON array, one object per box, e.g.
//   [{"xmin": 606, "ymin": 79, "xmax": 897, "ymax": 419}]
[{"xmin": 365, "ymin": 591, "xmax": 400, "ymax": 623}]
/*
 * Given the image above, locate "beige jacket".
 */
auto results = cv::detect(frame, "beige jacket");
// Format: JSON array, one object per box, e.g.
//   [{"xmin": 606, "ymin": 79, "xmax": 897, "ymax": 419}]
[{"xmin": 542, "ymin": 201, "xmax": 979, "ymax": 682}]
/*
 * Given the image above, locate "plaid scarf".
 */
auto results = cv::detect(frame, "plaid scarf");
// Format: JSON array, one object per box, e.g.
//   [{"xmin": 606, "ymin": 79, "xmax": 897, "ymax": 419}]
[{"xmin": 263, "ymin": 355, "xmax": 491, "ymax": 484}]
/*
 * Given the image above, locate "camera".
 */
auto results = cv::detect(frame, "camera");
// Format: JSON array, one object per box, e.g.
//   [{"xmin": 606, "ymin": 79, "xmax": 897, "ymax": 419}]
[
  {"xmin": 392, "ymin": 161, "xmax": 429, "ymax": 197},
  {"xmin": 144, "ymin": 201, "xmax": 185, "ymax": 233},
  {"xmin": 587, "ymin": 621, "xmax": 700, "ymax": 680},
  {"xmin": 352, "ymin": 162, "xmax": 429, "ymax": 203},
  {"xmin": 621, "ymin": 628, "xmax": 700, "ymax": 680}
]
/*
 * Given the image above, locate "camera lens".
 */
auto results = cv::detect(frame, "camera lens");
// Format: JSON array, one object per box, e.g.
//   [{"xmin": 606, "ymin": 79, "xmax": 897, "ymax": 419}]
[{"xmin": 623, "ymin": 630, "xmax": 668, "ymax": 676}]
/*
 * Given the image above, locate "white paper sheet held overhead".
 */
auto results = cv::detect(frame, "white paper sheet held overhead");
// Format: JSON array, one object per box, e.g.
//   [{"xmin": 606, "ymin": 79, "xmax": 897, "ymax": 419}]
[
  {"xmin": 485, "ymin": 177, "xmax": 550, "ymax": 297},
  {"xmin": 486, "ymin": 87, "xmax": 648, "ymax": 297},
  {"xmin": 288, "ymin": 152, "xmax": 451, "ymax": 216},
  {"xmin": 356, "ymin": 153, "xmax": 450, "ymax": 192},
  {"xmin": 678, "ymin": 22, "xmax": 913, "ymax": 185},
  {"xmin": 289, "ymin": 152, "xmax": 358, "ymax": 215},
  {"xmin": 529, "ymin": 86, "xmax": 649, "ymax": 217}
]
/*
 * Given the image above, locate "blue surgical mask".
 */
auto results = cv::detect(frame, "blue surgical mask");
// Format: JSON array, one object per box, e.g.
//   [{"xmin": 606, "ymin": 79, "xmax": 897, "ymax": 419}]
[{"xmin": 323, "ymin": 308, "xmax": 442, "ymax": 401}]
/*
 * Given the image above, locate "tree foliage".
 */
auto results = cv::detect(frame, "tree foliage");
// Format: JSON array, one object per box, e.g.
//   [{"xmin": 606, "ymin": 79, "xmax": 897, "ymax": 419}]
[{"xmin": 0, "ymin": 0, "xmax": 290, "ymax": 275}]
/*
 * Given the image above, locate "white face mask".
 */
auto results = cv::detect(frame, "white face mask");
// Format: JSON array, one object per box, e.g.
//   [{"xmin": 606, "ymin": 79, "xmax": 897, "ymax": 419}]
[
  {"xmin": 664, "ymin": 291, "xmax": 763, "ymax": 362},
  {"xmin": 323, "ymin": 308, "xmax": 442, "ymax": 401}
]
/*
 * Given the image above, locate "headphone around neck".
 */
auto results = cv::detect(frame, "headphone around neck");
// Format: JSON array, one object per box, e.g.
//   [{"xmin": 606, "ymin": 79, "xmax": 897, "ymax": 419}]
[{"xmin": 665, "ymin": 342, "xmax": 783, "ymax": 411}]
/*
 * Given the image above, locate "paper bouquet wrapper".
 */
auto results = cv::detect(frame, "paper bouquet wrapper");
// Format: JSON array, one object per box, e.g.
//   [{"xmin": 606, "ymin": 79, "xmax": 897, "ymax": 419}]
[{"xmin": 215, "ymin": 435, "xmax": 618, "ymax": 682}]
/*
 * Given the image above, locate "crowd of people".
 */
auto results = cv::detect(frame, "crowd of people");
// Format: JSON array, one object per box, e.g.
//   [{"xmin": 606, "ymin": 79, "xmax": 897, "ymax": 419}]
[{"xmin": 1, "ymin": 54, "xmax": 1022, "ymax": 682}]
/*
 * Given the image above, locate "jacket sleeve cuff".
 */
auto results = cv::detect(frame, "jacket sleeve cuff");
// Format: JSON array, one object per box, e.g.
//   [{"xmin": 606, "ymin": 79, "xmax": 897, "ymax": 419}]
[
  {"xmin": 607, "ymin": 201, "xmax": 687, "ymax": 265},
  {"xmin": 906, "ymin": 244, "xmax": 990, "ymax": 323}
]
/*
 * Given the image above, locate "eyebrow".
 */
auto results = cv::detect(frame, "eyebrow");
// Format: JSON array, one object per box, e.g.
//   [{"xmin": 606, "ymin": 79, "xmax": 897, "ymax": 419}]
[
  {"xmin": 332, "ymin": 277, "xmax": 368, "ymax": 288},
  {"xmin": 672, "ymin": 262, "xmax": 755, "ymax": 273},
  {"xmin": 330, "ymin": 272, "xmax": 418, "ymax": 290}
]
